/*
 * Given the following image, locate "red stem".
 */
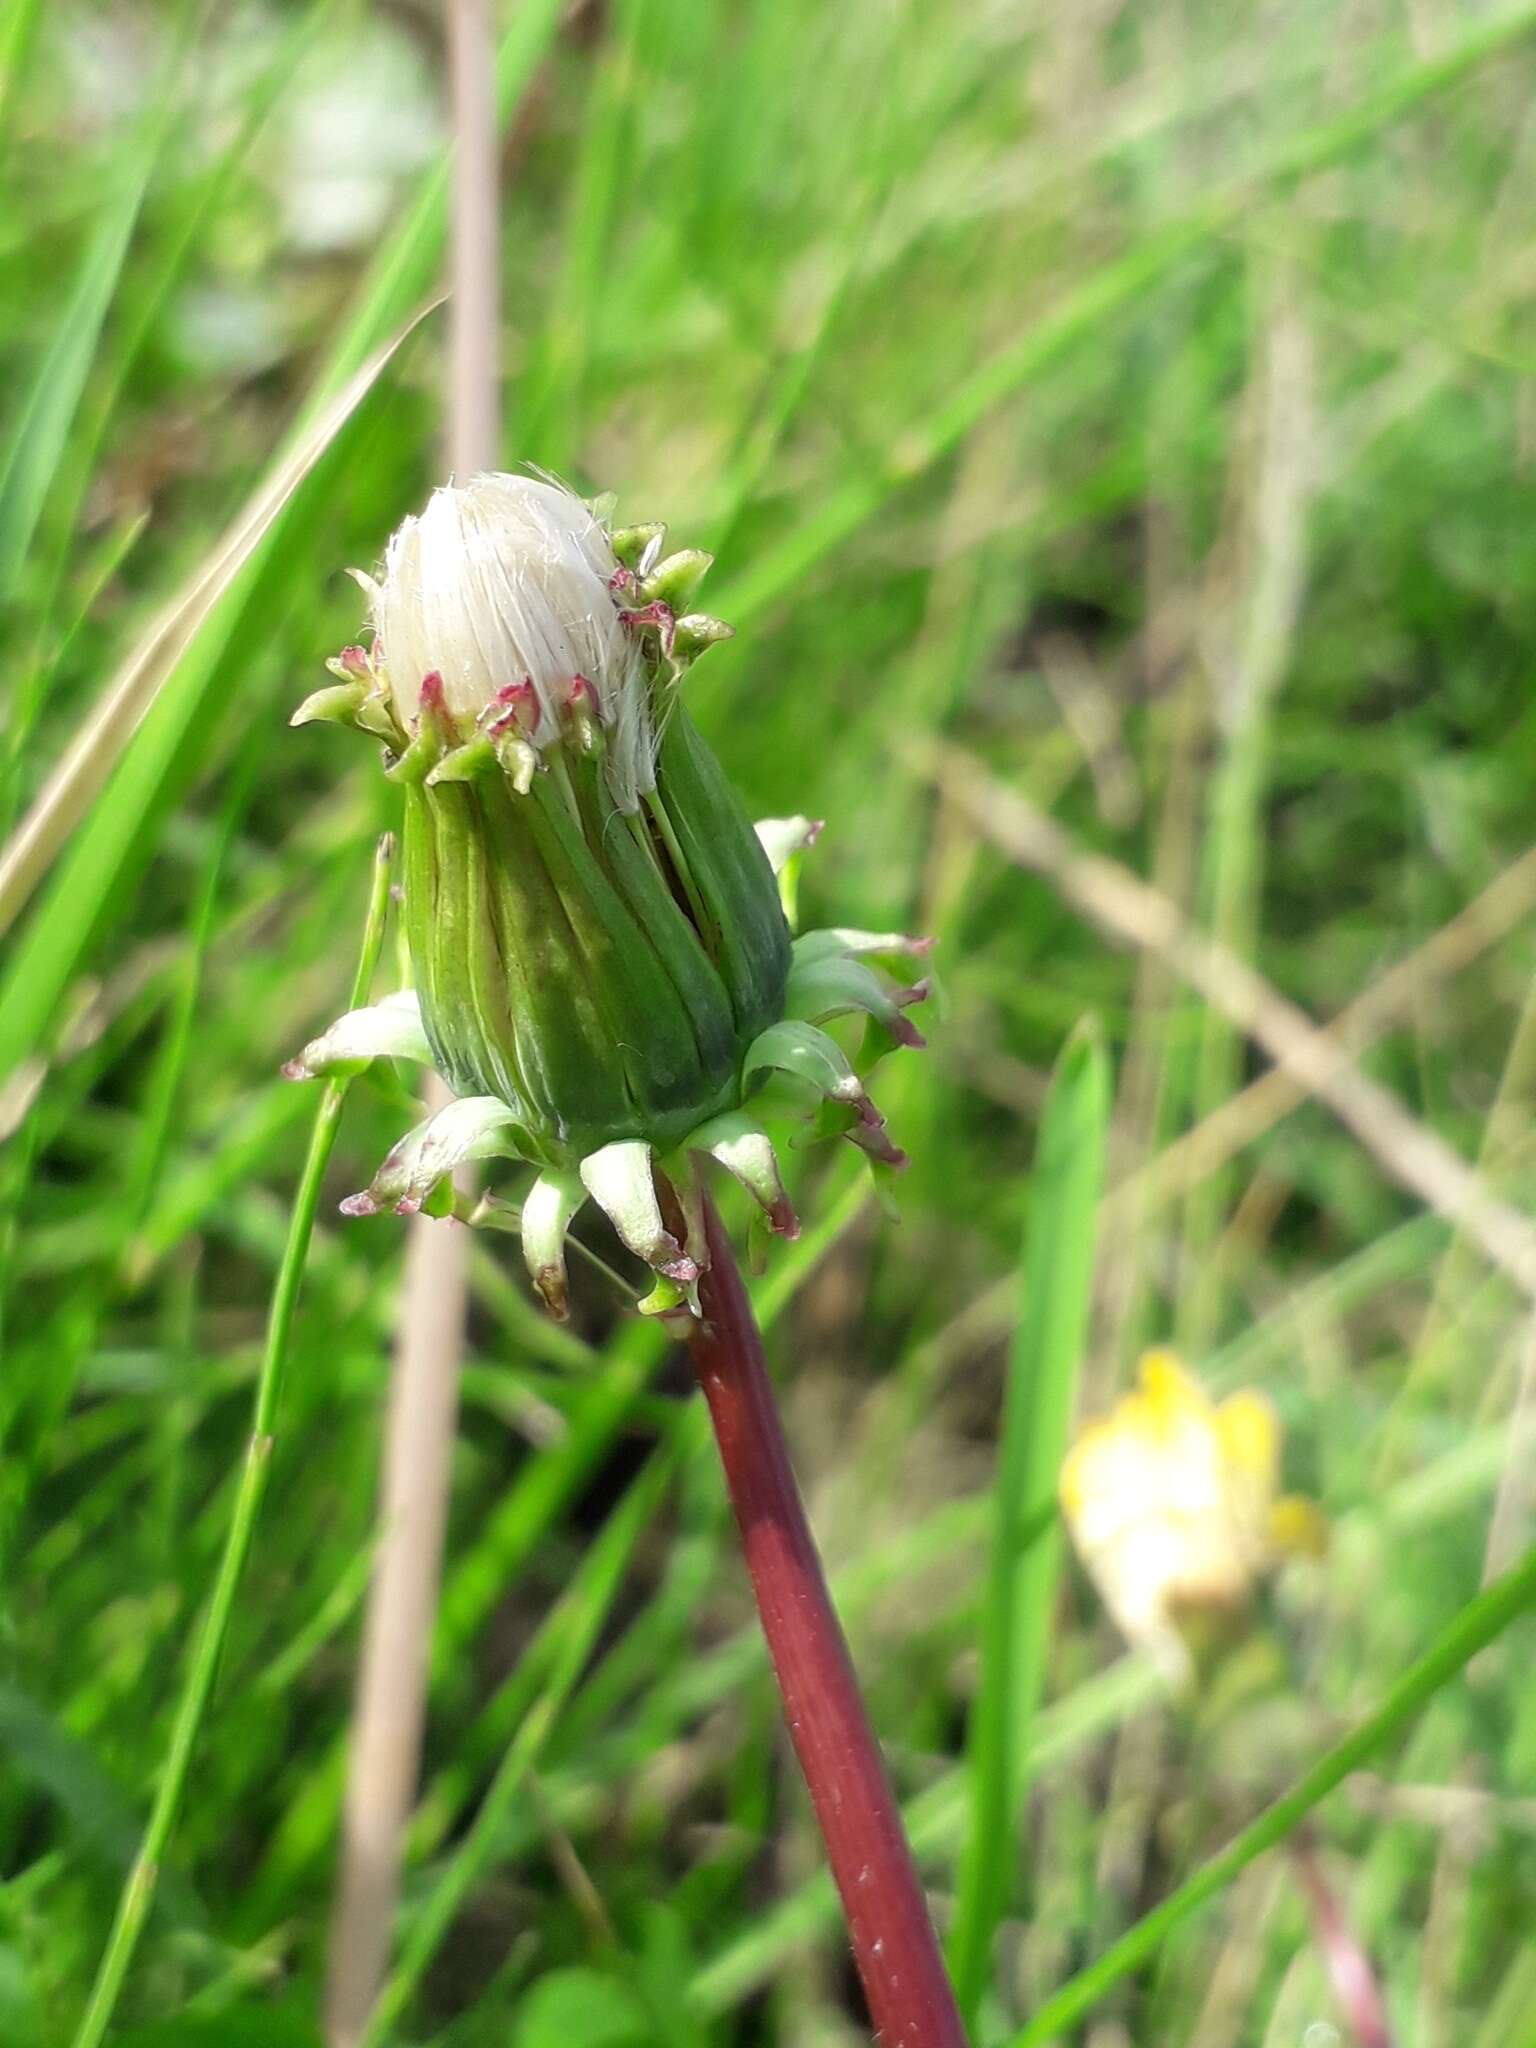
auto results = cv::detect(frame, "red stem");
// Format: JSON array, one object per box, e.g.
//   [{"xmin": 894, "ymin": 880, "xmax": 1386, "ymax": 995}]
[
  {"xmin": 686, "ymin": 1196, "xmax": 969, "ymax": 2048},
  {"xmin": 1291, "ymin": 1840, "xmax": 1394, "ymax": 2048}
]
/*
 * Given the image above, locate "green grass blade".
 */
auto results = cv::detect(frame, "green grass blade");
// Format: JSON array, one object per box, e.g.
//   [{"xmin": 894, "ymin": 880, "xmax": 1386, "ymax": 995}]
[
  {"xmin": 691, "ymin": 1658, "xmax": 1160, "ymax": 2017},
  {"xmin": 0, "ymin": 311, "xmax": 431, "ymax": 1093},
  {"xmin": 0, "ymin": 1681, "xmax": 151, "ymax": 1885},
  {"xmin": 360, "ymin": 1437, "xmax": 682, "ymax": 2045},
  {"xmin": 948, "ymin": 1020, "xmax": 1110, "ymax": 2023},
  {"xmin": 3, "ymin": 0, "xmax": 338, "ymax": 788},
  {"xmin": 247, "ymin": 1166, "xmax": 872, "ymax": 1914},
  {"xmin": 516, "ymin": 0, "xmax": 643, "ymax": 465},
  {"xmin": 714, "ymin": 0, "xmax": 1536, "ymax": 627},
  {"xmin": 70, "ymin": 835, "xmax": 396, "ymax": 2048},
  {"xmin": 1008, "ymin": 1543, "xmax": 1536, "ymax": 2047},
  {"xmin": 0, "ymin": 298, "xmax": 434, "ymax": 941},
  {"xmin": 0, "ymin": 0, "xmax": 45, "ymax": 169},
  {"xmin": 118, "ymin": 742, "xmax": 264, "ymax": 1240},
  {"xmin": 690, "ymin": 1408, "xmax": 1521, "ymax": 2010},
  {"xmin": 434, "ymin": 1166, "xmax": 872, "ymax": 1662},
  {"xmin": 0, "ymin": 0, "xmax": 565, "ymax": 971},
  {"xmin": 0, "ymin": 68, "xmax": 173, "ymax": 606}
]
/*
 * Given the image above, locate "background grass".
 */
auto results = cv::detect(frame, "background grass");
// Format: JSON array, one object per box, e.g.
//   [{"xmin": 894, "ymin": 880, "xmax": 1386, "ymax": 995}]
[{"xmin": 5, "ymin": 0, "xmax": 1536, "ymax": 2042}]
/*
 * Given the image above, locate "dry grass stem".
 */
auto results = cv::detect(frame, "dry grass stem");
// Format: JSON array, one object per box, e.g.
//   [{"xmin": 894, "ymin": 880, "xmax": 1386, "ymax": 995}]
[
  {"xmin": 0, "ymin": 313, "xmax": 436, "ymax": 937},
  {"xmin": 323, "ymin": 1188, "xmax": 472, "ymax": 2046},
  {"xmin": 1134, "ymin": 841, "xmax": 1536, "ymax": 1210},
  {"xmin": 930, "ymin": 740, "xmax": 1536, "ymax": 1300},
  {"xmin": 323, "ymin": 3, "xmax": 501, "ymax": 2039}
]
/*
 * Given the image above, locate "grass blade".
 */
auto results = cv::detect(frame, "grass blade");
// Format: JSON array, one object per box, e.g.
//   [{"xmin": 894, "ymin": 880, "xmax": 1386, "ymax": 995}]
[
  {"xmin": 690, "ymin": 1411, "xmax": 1520, "ymax": 2007},
  {"xmin": 948, "ymin": 1020, "xmax": 1110, "ymax": 2023},
  {"xmin": 0, "ymin": 0, "xmax": 212, "ymax": 608},
  {"xmin": 0, "ymin": 0, "xmax": 566, "ymax": 960},
  {"xmin": 0, "ymin": 75, "xmax": 169, "ymax": 606},
  {"xmin": 3, "ymin": 0, "xmax": 339, "ymax": 790},
  {"xmin": 360, "ymin": 1438, "xmax": 682, "ymax": 2045},
  {"xmin": 691, "ymin": 1659, "xmax": 1159, "ymax": 2017},
  {"xmin": 714, "ymin": 0, "xmax": 1536, "ymax": 627},
  {"xmin": 0, "ymin": 304, "xmax": 434, "ymax": 952},
  {"xmin": 299, "ymin": 0, "xmax": 564, "ymax": 416},
  {"xmin": 70, "ymin": 835, "xmax": 396, "ymax": 2048},
  {"xmin": 245, "ymin": 1166, "xmax": 872, "ymax": 1918},
  {"xmin": 0, "ymin": 0, "xmax": 45, "ymax": 166}
]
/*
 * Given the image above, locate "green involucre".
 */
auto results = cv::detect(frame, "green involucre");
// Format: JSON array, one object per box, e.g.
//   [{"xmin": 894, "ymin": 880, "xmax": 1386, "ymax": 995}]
[{"xmin": 402, "ymin": 709, "xmax": 790, "ymax": 1170}]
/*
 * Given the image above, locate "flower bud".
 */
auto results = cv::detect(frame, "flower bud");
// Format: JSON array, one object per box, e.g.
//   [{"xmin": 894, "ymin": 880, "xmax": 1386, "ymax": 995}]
[
  {"xmin": 377, "ymin": 479, "xmax": 785, "ymax": 1170},
  {"xmin": 291, "ymin": 473, "xmax": 932, "ymax": 1312}
]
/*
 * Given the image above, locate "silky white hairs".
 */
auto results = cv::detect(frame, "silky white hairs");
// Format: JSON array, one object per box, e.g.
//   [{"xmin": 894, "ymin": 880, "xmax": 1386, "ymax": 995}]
[{"xmin": 372, "ymin": 473, "xmax": 654, "ymax": 806}]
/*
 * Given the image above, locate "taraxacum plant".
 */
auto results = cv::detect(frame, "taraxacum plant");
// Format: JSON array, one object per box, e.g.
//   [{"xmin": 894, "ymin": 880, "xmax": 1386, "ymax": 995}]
[
  {"xmin": 287, "ymin": 471, "xmax": 967, "ymax": 2048},
  {"xmin": 287, "ymin": 473, "xmax": 930, "ymax": 1317}
]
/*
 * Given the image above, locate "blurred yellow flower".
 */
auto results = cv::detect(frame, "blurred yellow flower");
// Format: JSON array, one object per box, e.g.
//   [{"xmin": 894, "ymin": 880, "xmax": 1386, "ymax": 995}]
[{"xmin": 1060, "ymin": 1350, "xmax": 1323, "ymax": 1682}]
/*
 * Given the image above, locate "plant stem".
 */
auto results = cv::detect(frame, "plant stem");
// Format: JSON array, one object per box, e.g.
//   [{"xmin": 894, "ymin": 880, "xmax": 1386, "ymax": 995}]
[
  {"xmin": 1290, "ymin": 1838, "xmax": 1393, "ymax": 2048},
  {"xmin": 322, "ymin": 2, "xmax": 499, "ymax": 2038},
  {"xmin": 686, "ymin": 1195, "xmax": 968, "ymax": 2048},
  {"xmin": 72, "ymin": 834, "xmax": 396, "ymax": 2048}
]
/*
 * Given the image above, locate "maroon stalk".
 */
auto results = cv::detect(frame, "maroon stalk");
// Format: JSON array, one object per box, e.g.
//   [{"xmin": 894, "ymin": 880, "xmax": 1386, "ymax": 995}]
[
  {"xmin": 1291, "ymin": 1841, "xmax": 1393, "ymax": 2048},
  {"xmin": 687, "ymin": 1195, "xmax": 969, "ymax": 2048}
]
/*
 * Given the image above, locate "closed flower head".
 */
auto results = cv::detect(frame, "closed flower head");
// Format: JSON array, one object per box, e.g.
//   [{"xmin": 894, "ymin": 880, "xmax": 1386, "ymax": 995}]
[{"xmin": 291, "ymin": 474, "xmax": 932, "ymax": 1317}]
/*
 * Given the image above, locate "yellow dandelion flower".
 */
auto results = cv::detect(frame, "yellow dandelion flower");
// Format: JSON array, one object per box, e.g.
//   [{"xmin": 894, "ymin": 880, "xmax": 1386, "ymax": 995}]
[{"xmin": 1060, "ymin": 1349, "xmax": 1321, "ymax": 1682}]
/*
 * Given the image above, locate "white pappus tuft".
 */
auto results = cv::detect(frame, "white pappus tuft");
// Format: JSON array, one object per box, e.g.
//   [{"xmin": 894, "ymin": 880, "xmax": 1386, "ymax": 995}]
[{"xmin": 371, "ymin": 472, "xmax": 654, "ymax": 807}]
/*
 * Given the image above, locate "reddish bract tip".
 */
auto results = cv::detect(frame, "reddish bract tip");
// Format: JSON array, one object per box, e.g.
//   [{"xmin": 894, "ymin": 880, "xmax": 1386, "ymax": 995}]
[
  {"xmin": 850, "ymin": 1120, "xmax": 908, "ymax": 1170},
  {"xmin": 339, "ymin": 1192, "xmax": 380, "ymax": 1218},
  {"xmin": 418, "ymin": 671, "xmax": 446, "ymax": 710},
  {"xmin": 280, "ymin": 1058, "xmax": 313, "ymax": 1082},
  {"xmin": 889, "ymin": 978, "xmax": 932, "ymax": 1047},
  {"xmin": 618, "ymin": 599, "xmax": 677, "ymax": 656},
  {"xmin": 488, "ymin": 678, "xmax": 538, "ymax": 738}
]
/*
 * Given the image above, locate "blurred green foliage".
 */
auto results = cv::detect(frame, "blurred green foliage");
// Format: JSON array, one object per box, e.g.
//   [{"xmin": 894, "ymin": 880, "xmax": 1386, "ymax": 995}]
[{"xmin": 4, "ymin": 0, "xmax": 1536, "ymax": 2041}]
